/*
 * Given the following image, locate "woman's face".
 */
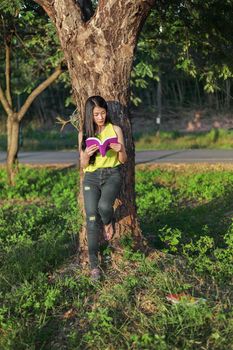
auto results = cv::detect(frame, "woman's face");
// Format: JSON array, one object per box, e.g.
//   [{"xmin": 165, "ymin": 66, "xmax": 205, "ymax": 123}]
[{"xmin": 93, "ymin": 106, "xmax": 107, "ymax": 127}]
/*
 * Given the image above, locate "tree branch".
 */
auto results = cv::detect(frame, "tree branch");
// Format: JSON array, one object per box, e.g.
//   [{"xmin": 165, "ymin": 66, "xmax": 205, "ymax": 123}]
[
  {"xmin": 54, "ymin": 0, "xmax": 85, "ymax": 33},
  {"xmin": 17, "ymin": 65, "xmax": 63, "ymax": 121},
  {"xmin": 34, "ymin": 0, "xmax": 84, "ymax": 29},
  {"xmin": 0, "ymin": 83, "xmax": 13, "ymax": 116},
  {"xmin": 15, "ymin": 31, "xmax": 45, "ymax": 72},
  {"xmin": 95, "ymin": 0, "xmax": 156, "ymax": 31},
  {"xmin": 33, "ymin": 0, "xmax": 55, "ymax": 21}
]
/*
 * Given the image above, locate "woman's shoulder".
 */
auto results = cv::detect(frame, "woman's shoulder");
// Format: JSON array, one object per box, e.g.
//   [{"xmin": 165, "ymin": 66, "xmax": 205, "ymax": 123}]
[{"xmin": 111, "ymin": 124, "xmax": 122, "ymax": 132}]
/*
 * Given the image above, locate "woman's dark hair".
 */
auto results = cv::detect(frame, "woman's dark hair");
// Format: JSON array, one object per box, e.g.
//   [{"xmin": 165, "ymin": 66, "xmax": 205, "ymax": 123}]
[{"xmin": 81, "ymin": 95, "xmax": 110, "ymax": 164}]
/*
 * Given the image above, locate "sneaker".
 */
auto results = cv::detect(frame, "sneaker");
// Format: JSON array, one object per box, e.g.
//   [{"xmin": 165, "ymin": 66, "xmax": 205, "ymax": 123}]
[{"xmin": 90, "ymin": 268, "xmax": 101, "ymax": 281}]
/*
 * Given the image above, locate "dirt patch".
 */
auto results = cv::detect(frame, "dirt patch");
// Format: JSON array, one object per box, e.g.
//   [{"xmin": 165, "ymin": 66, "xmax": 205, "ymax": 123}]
[
  {"xmin": 136, "ymin": 162, "xmax": 233, "ymax": 172},
  {"xmin": 131, "ymin": 107, "xmax": 233, "ymax": 133},
  {"xmin": 0, "ymin": 198, "xmax": 49, "ymax": 206}
]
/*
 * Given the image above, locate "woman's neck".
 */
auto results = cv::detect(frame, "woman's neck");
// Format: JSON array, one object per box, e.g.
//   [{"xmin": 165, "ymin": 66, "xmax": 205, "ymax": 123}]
[{"xmin": 96, "ymin": 123, "xmax": 107, "ymax": 134}]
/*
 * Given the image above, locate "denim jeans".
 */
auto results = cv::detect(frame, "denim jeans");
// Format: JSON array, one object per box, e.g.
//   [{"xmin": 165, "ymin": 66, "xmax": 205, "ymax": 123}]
[{"xmin": 83, "ymin": 165, "xmax": 122, "ymax": 269}]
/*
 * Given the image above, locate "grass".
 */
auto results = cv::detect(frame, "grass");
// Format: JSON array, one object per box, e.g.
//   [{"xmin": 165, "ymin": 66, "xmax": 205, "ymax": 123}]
[
  {"xmin": 1, "ymin": 127, "xmax": 233, "ymax": 151},
  {"xmin": 0, "ymin": 165, "xmax": 233, "ymax": 349},
  {"xmin": 134, "ymin": 128, "xmax": 233, "ymax": 150},
  {"xmin": 0, "ymin": 127, "xmax": 78, "ymax": 151}
]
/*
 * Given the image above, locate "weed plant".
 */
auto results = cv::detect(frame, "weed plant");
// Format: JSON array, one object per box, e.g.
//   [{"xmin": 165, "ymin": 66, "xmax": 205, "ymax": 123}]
[{"xmin": 0, "ymin": 165, "xmax": 232, "ymax": 349}]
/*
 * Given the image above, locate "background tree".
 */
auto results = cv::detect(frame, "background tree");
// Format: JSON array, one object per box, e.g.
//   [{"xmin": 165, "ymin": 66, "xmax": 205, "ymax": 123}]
[
  {"xmin": 0, "ymin": 1, "xmax": 65, "ymax": 184},
  {"xmin": 131, "ymin": 0, "xmax": 233, "ymax": 117}
]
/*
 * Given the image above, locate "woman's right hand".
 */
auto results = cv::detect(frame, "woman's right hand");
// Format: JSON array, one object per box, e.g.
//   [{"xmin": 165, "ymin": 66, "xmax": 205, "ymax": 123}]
[{"xmin": 85, "ymin": 145, "xmax": 99, "ymax": 157}]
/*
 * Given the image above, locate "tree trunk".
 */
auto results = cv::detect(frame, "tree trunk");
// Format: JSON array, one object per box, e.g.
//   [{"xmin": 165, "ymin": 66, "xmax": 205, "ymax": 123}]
[
  {"xmin": 195, "ymin": 78, "xmax": 201, "ymax": 107},
  {"xmin": 225, "ymin": 79, "xmax": 230, "ymax": 109},
  {"xmin": 176, "ymin": 79, "xmax": 183, "ymax": 105},
  {"xmin": 171, "ymin": 82, "xmax": 178, "ymax": 106},
  {"xmin": 75, "ymin": 60, "xmax": 142, "ymax": 265},
  {"xmin": 156, "ymin": 70, "xmax": 162, "ymax": 135},
  {"xmin": 7, "ymin": 114, "xmax": 20, "ymax": 185}
]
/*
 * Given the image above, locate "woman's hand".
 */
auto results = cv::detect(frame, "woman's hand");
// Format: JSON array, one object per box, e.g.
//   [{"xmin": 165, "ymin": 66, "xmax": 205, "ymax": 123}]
[
  {"xmin": 85, "ymin": 145, "xmax": 99, "ymax": 157},
  {"xmin": 109, "ymin": 142, "xmax": 122, "ymax": 153}
]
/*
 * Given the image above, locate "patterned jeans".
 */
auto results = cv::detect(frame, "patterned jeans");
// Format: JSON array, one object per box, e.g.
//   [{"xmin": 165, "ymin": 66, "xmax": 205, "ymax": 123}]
[{"xmin": 83, "ymin": 165, "xmax": 122, "ymax": 269}]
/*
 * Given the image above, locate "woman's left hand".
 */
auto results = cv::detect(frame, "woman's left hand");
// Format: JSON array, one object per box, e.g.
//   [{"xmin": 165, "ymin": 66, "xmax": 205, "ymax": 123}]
[{"xmin": 109, "ymin": 142, "xmax": 122, "ymax": 153}]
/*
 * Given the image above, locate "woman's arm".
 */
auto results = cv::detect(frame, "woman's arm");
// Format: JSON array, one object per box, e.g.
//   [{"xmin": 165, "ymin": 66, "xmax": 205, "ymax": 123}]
[
  {"xmin": 78, "ymin": 131, "xmax": 89, "ymax": 169},
  {"xmin": 111, "ymin": 125, "xmax": 127, "ymax": 164},
  {"xmin": 78, "ymin": 131, "xmax": 98, "ymax": 168}
]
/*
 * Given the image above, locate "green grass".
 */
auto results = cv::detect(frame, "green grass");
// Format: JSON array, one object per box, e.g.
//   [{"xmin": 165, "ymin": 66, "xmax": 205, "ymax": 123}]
[
  {"xmin": 0, "ymin": 165, "xmax": 233, "ymax": 349},
  {"xmin": 135, "ymin": 128, "xmax": 233, "ymax": 150},
  {"xmin": 1, "ymin": 127, "xmax": 233, "ymax": 151},
  {"xmin": 0, "ymin": 127, "xmax": 78, "ymax": 151}
]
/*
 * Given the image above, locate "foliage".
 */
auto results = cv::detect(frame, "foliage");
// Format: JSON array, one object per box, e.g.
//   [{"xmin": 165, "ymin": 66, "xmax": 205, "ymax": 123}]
[{"xmin": 131, "ymin": 0, "xmax": 233, "ymax": 108}]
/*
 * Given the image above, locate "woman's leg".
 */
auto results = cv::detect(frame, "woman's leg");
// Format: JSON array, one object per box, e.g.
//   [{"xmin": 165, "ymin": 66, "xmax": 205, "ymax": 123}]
[
  {"xmin": 83, "ymin": 177, "xmax": 101, "ymax": 269},
  {"xmin": 98, "ymin": 170, "xmax": 122, "ymax": 238}
]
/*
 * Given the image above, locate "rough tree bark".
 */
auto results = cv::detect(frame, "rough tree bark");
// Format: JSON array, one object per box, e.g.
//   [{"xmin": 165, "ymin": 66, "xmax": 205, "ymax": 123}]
[{"xmin": 34, "ymin": 0, "xmax": 156, "ymax": 263}]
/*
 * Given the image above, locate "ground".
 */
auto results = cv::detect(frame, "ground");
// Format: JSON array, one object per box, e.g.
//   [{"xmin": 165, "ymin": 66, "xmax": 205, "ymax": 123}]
[{"xmin": 131, "ymin": 107, "xmax": 233, "ymax": 134}]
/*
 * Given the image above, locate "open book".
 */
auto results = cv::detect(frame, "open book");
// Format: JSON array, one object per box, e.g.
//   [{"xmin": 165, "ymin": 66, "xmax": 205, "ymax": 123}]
[
  {"xmin": 166, "ymin": 293, "xmax": 206, "ymax": 305},
  {"xmin": 85, "ymin": 136, "xmax": 118, "ymax": 156}
]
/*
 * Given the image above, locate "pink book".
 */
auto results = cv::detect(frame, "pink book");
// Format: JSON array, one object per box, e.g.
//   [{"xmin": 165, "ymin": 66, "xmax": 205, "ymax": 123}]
[
  {"xmin": 85, "ymin": 136, "xmax": 118, "ymax": 156},
  {"xmin": 166, "ymin": 293, "xmax": 206, "ymax": 305}
]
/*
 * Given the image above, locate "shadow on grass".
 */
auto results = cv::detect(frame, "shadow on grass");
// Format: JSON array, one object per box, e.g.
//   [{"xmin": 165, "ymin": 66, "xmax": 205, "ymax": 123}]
[
  {"xmin": 0, "ymin": 205, "xmax": 78, "ymax": 292},
  {"xmin": 0, "ymin": 167, "xmax": 80, "ymax": 293},
  {"xmin": 1, "ymin": 166, "xmax": 233, "ymax": 290},
  {"xmin": 140, "ymin": 189, "xmax": 233, "ymax": 251}
]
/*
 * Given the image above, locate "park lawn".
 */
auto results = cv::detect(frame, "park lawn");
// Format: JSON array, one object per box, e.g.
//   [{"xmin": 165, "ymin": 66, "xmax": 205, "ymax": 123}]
[
  {"xmin": 1, "ymin": 128, "xmax": 233, "ymax": 151},
  {"xmin": 0, "ymin": 165, "xmax": 232, "ymax": 349}
]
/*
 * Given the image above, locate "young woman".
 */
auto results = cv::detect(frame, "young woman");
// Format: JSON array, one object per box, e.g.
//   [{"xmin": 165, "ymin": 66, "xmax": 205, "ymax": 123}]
[{"xmin": 79, "ymin": 95, "xmax": 127, "ymax": 280}]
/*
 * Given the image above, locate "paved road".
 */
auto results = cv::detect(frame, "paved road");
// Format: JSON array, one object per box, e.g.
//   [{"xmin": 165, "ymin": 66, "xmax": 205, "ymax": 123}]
[{"xmin": 1, "ymin": 149, "xmax": 233, "ymax": 165}]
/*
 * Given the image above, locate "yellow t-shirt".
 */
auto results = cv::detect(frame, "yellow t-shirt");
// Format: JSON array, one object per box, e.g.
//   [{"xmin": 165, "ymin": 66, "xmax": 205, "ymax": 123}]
[{"xmin": 84, "ymin": 122, "xmax": 121, "ymax": 173}]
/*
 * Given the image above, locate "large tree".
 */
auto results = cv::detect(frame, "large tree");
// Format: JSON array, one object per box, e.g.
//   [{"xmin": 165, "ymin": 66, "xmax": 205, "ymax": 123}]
[{"xmin": 33, "ymin": 0, "xmax": 155, "ymax": 262}]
